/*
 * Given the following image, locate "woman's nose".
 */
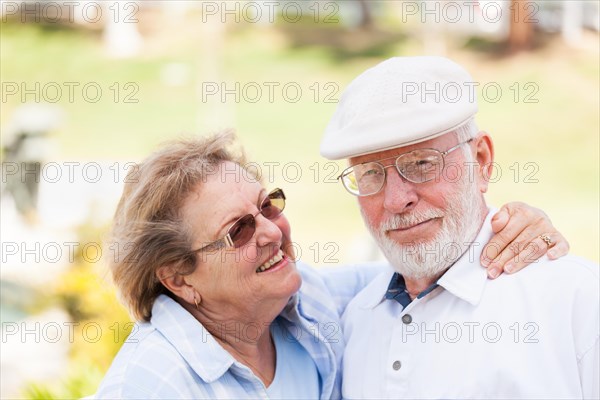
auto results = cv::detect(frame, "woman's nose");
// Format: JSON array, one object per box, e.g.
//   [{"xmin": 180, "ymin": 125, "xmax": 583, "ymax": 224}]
[{"xmin": 254, "ymin": 214, "xmax": 283, "ymax": 247}]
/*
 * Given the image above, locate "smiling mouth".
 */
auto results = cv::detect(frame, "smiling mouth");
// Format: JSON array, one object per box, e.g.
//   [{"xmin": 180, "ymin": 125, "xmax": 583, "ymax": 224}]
[
  {"xmin": 256, "ymin": 249, "xmax": 285, "ymax": 273},
  {"xmin": 387, "ymin": 218, "xmax": 438, "ymax": 233}
]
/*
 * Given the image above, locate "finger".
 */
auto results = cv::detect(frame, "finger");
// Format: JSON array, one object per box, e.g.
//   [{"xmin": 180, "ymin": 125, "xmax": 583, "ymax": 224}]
[
  {"xmin": 547, "ymin": 233, "xmax": 570, "ymax": 259},
  {"xmin": 510, "ymin": 229, "xmax": 566, "ymax": 261},
  {"xmin": 493, "ymin": 231, "xmax": 567, "ymax": 277},
  {"xmin": 484, "ymin": 220, "xmax": 551, "ymax": 278},
  {"xmin": 490, "ymin": 208, "xmax": 509, "ymax": 233},
  {"xmin": 482, "ymin": 202, "xmax": 549, "ymax": 267},
  {"xmin": 485, "ymin": 234, "xmax": 529, "ymax": 279},
  {"xmin": 481, "ymin": 224, "xmax": 527, "ymax": 267},
  {"xmin": 503, "ymin": 237, "xmax": 547, "ymax": 274}
]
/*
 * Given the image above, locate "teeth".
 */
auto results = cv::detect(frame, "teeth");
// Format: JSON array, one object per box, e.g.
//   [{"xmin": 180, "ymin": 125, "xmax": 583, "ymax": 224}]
[{"xmin": 256, "ymin": 249, "xmax": 284, "ymax": 272}]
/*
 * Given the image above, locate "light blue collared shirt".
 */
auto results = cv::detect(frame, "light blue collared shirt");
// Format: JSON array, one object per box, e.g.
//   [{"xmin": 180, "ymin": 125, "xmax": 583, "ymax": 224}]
[
  {"xmin": 266, "ymin": 317, "xmax": 320, "ymax": 399},
  {"xmin": 94, "ymin": 262, "xmax": 383, "ymax": 399}
]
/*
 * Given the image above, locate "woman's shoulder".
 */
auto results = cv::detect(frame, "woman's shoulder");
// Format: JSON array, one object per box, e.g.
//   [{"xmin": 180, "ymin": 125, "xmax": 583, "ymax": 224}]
[
  {"xmin": 95, "ymin": 295, "xmax": 235, "ymax": 399},
  {"xmin": 94, "ymin": 323, "xmax": 192, "ymax": 398}
]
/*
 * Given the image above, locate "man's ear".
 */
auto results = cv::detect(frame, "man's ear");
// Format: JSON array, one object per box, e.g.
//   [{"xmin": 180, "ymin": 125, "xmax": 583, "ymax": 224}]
[
  {"xmin": 156, "ymin": 265, "xmax": 195, "ymax": 304},
  {"xmin": 474, "ymin": 132, "xmax": 494, "ymax": 193}
]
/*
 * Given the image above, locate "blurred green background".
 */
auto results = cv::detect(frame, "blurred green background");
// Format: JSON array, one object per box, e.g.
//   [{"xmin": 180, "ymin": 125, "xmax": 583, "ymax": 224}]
[{"xmin": 1, "ymin": 1, "xmax": 598, "ymax": 397}]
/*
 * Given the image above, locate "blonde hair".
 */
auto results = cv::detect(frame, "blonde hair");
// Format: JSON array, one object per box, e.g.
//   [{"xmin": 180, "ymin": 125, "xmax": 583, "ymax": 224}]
[{"xmin": 108, "ymin": 130, "xmax": 249, "ymax": 321}]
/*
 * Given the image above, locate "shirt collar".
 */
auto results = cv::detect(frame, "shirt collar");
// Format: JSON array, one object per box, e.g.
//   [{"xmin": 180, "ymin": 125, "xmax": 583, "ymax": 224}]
[
  {"xmin": 384, "ymin": 273, "xmax": 440, "ymax": 308},
  {"xmin": 362, "ymin": 208, "xmax": 496, "ymax": 309},
  {"xmin": 436, "ymin": 208, "xmax": 495, "ymax": 306},
  {"xmin": 150, "ymin": 294, "xmax": 235, "ymax": 383},
  {"xmin": 360, "ymin": 268, "xmax": 396, "ymax": 309}
]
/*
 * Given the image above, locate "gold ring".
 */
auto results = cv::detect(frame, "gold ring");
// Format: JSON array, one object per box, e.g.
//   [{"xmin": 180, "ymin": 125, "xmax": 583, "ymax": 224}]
[{"xmin": 539, "ymin": 234, "xmax": 553, "ymax": 248}]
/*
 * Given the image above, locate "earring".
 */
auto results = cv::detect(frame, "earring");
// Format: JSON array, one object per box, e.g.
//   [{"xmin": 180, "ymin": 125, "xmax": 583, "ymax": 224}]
[{"xmin": 193, "ymin": 293, "xmax": 201, "ymax": 310}]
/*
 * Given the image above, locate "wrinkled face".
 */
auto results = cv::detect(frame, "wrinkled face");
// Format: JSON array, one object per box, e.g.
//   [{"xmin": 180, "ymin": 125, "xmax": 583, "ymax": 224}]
[
  {"xmin": 352, "ymin": 133, "xmax": 486, "ymax": 279},
  {"xmin": 180, "ymin": 161, "xmax": 302, "ymax": 317}
]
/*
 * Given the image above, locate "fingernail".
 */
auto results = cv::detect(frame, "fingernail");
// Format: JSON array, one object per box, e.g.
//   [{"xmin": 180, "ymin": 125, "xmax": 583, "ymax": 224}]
[
  {"xmin": 505, "ymin": 263, "xmax": 514, "ymax": 273},
  {"xmin": 547, "ymin": 250, "xmax": 555, "ymax": 259},
  {"xmin": 488, "ymin": 268, "xmax": 499, "ymax": 279}
]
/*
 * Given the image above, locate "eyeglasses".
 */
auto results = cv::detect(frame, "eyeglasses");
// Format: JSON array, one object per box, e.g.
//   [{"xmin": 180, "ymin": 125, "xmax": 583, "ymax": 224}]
[
  {"xmin": 193, "ymin": 188, "xmax": 286, "ymax": 253},
  {"xmin": 338, "ymin": 139, "xmax": 473, "ymax": 197}
]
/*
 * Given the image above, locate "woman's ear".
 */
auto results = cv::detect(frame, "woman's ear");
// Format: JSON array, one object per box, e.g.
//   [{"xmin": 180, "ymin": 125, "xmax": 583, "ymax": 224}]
[{"xmin": 156, "ymin": 265, "xmax": 195, "ymax": 304}]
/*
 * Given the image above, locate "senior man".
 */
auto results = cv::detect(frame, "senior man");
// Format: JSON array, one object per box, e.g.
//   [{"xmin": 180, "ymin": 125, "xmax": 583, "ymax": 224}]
[{"xmin": 320, "ymin": 57, "xmax": 599, "ymax": 399}]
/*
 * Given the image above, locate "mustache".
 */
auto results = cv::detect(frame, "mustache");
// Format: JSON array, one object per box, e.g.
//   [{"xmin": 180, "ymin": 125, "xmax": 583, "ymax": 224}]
[{"xmin": 380, "ymin": 209, "xmax": 445, "ymax": 232}]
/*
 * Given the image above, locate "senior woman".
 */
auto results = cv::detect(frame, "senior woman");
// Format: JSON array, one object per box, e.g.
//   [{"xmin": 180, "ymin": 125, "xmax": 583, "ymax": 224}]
[{"xmin": 95, "ymin": 131, "xmax": 568, "ymax": 399}]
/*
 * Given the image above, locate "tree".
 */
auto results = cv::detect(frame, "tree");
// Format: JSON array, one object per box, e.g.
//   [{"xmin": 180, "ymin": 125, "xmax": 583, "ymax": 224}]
[
  {"xmin": 508, "ymin": 0, "xmax": 535, "ymax": 51},
  {"xmin": 357, "ymin": 0, "xmax": 373, "ymax": 29}
]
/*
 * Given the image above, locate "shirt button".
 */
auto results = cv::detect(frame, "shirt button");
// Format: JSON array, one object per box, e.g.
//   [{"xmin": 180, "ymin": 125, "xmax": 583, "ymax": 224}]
[
  {"xmin": 392, "ymin": 360, "xmax": 402, "ymax": 370},
  {"xmin": 402, "ymin": 314, "xmax": 412, "ymax": 324}
]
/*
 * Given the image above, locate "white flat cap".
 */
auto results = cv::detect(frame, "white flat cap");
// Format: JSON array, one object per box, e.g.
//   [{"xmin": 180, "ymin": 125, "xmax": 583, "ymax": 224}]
[{"xmin": 320, "ymin": 56, "xmax": 478, "ymax": 160}]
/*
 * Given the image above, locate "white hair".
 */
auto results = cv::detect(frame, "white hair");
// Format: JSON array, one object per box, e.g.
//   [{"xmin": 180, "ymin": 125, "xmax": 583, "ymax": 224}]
[{"xmin": 454, "ymin": 119, "xmax": 479, "ymax": 161}]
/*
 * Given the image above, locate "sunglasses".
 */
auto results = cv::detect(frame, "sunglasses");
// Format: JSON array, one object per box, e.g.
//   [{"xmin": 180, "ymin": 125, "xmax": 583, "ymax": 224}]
[{"xmin": 193, "ymin": 188, "xmax": 286, "ymax": 253}]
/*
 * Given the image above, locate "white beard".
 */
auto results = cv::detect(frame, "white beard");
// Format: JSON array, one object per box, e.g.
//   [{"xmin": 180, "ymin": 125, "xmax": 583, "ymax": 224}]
[{"xmin": 364, "ymin": 173, "xmax": 485, "ymax": 280}]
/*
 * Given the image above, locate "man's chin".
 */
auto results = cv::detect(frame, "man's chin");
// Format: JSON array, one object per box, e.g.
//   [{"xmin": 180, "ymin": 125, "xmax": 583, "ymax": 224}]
[
  {"xmin": 379, "ymin": 237, "xmax": 455, "ymax": 280},
  {"xmin": 393, "ymin": 263, "xmax": 450, "ymax": 281},
  {"xmin": 391, "ymin": 259, "xmax": 451, "ymax": 280}
]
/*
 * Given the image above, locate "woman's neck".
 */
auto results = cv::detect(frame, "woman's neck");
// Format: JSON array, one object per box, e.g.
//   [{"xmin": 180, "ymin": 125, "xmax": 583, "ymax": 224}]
[
  {"xmin": 214, "ymin": 326, "xmax": 276, "ymax": 386},
  {"xmin": 184, "ymin": 300, "xmax": 278, "ymax": 386}
]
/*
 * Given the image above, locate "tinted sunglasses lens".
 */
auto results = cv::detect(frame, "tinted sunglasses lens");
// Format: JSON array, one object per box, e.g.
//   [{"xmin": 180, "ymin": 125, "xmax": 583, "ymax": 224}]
[
  {"xmin": 261, "ymin": 189, "xmax": 285, "ymax": 219},
  {"xmin": 228, "ymin": 214, "xmax": 256, "ymax": 247}
]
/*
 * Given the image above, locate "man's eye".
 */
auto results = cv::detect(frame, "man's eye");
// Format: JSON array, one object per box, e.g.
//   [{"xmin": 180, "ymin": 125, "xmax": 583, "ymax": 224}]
[
  {"xmin": 363, "ymin": 169, "xmax": 382, "ymax": 176},
  {"xmin": 415, "ymin": 160, "xmax": 433, "ymax": 166},
  {"xmin": 358, "ymin": 168, "xmax": 383, "ymax": 181},
  {"xmin": 414, "ymin": 158, "xmax": 436, "ymax": 169}
]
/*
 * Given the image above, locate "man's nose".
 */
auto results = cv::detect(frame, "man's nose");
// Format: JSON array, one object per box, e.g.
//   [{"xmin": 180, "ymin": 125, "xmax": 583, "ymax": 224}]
[{"xmin": 382, "ymin": 166, "xmax": 419, "ymax": 214}]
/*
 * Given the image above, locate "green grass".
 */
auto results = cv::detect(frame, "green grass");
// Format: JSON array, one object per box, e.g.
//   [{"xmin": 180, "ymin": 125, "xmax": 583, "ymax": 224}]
[{"xmin": 1, "ymin": 22, "xmax": 598, "ymax": 264}]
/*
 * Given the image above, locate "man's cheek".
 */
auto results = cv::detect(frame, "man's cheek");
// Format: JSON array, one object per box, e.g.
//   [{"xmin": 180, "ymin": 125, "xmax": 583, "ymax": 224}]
[{"xmin": 442, "ymin": 162, "xmax": 462, "ymax": 182}]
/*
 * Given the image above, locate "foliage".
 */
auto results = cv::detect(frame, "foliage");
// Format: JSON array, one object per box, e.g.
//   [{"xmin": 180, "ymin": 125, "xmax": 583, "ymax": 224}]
[
  {"xmin": 23, "ymin": 224, "xmax": 132, "ymax": 398},
  {"xmin": 23, "ymin": 362, "xmax": 103, "ymax": 400}
]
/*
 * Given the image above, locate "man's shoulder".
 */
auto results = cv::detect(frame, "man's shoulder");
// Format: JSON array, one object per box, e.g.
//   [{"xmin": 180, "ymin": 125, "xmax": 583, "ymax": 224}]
[
  {"xmin": 514, "ymin": 254, "xmax": 598, "ymax": 286},
  {"xmin": 544, "ymin": 255, "xmax": 598, "ymax": 300},
  {"xmin": 546, "ymin": 254, "xmax": 598, "ymax": 271},
  {"xmin": 500, "ymin": 255, "xmax": 599, "ymax": 358},
  {"xmin": 342, "ymin": 268, "xmax": 395, "ymax": 317},
  {"xmin": 494, "ymin": 255, "xmax": 599, "ymax": 324}
]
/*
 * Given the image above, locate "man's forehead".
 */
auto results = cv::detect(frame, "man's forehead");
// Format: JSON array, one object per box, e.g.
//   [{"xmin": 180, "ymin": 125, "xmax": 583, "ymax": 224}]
[{"xmin": 348, "ymin": 132, "xmax": 456, "ymax": 165}]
